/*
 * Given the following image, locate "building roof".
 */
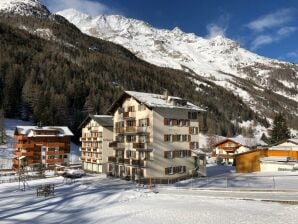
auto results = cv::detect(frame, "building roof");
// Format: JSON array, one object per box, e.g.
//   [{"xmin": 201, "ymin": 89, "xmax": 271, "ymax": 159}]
[
  {"xmin": 108, "ymin": 91, "xmax": 205, "ymax": 113},
  {"xmin": 272, "ymin": 138, "xmax": 298, "ymax": 146},
  {"xmin": 78, "ymin": 115, "xmax": 113, "ymax": 129},
  {"xmin": 15, "ymin": 126, "xmax": 74, "ymax": 137},
  {"xmin": 214, "ymin": 136, "xmax": 267, "ymax": 148}
]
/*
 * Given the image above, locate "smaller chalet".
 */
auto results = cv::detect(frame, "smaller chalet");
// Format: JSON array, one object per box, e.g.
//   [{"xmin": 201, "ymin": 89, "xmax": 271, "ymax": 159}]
[{"xmin": 213, "ymin": 136, "xmax": 267, "ymax": 164}]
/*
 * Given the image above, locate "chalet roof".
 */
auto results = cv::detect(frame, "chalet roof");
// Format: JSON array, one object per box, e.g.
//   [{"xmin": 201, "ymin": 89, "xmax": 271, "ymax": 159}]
[
  {"xmin": 272, "ymin": 138, "xmax": 298, "ymax": 146},
  {"xmin": 107, "ymin": 91, "xmax": 205, "ymax": 114},
  {"xmin": 15, "ymin": 126, "xmax": 73, "ymax": 137},
  {"xmin": 214, "ymin": 136, "xmax": 267, "ymax": 148},
  {"xmin": 78, "ymin": 115, "xmax": 113, "ymax": 129}
]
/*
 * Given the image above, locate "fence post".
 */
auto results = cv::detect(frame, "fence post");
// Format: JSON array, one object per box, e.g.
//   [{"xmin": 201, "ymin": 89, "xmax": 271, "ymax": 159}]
[
  {"xmin": 226, "ymin": 176, "xmax": 228, "ymax": 188},
  {"xmin": 272, "ymin": 176, "xmax": 276, "ymax": 189}
]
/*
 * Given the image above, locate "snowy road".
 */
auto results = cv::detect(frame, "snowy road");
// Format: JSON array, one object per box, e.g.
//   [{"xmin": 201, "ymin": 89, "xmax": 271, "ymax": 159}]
[
  {"xmin": 0, "ymin": 176, "xmax": 298, "ymax": 224},
  {"xmin": 158, "ymin": 187, "xmax": 298, "ymax": 202}
]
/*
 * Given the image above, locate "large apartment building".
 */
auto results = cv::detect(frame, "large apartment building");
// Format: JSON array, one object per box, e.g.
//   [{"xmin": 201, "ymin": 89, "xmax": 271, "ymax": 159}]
[
  {"xmin": 13, "ymin": 126, "xmax": 73, "ymax": 170},
  {"xmin": 79, "ymin": 115, "xmax": 114, "ymax": 173},
  {"xmin": 108, "ymin": 91, "xmax": 206, "ymax": 182}
]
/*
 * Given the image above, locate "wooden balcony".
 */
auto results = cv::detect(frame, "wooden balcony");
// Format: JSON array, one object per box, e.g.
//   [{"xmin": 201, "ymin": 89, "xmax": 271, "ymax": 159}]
[
  {"xmin": 45, "ymin": 143, "xmax": 65, "ymax": 147},
  {"xmin": 15, "ymin": 143, "xmax": 35, "ymax": 149},
  {"xmin": 126, "ymin": 126, "xmax": 136, "ymax": 132},
  {"xmin": 46, "ymin": 159, "xmax": 64, "ymax": 164},
  {"xmin": 15, "ymin": 135, "xmax": 26, "ymax": 141},
  {"xmin": 15, "ymin": 151, "xmax": 34, "ymax": 157},
  {"xmin": 80, "ymin": 156, "xmax": 85, "ymax": 161},
  {"xmin": 46, "ymin": 150, "xmax": 64, "ymax": 155},
  {"xmin": 115, "ymin": 128, "xmax": 125, "ymax": 133}
]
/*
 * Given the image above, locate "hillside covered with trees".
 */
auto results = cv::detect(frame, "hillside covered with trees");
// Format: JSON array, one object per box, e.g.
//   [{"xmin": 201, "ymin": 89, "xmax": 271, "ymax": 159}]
[{"xmin": 0, "ymin": 13, "xmax": 271, "ymax": 139}]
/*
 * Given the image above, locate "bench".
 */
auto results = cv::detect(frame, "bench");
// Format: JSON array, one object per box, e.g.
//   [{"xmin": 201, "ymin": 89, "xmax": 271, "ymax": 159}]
[{"xmin": 37, "ymin": 184, "xmax": 55, "ymax": 197}]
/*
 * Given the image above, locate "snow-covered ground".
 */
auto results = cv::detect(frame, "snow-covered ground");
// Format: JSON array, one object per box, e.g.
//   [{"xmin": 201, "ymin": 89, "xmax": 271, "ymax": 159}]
[{"xmin": 0, "ymin": 175, "xmax": 297, "ymax": 224}]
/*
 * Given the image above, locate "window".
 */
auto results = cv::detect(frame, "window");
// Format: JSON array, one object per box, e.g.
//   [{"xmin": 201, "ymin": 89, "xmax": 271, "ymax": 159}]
[
  {"xmin": 127, "ymin": 120, "xmax": 136, "ymax": 127},
  {"xmin": 188, "ymin": 112, "xmax": 198, "ymax": 120},
  {"xmin": 164, "ymin": 151, "xmax": 174, "ymax": 159},
  {"xmin": 139, "ymin": 118, "xmax": 149, "ymax": 127},
  {"xmin": 190, "ymin": 142, "xmax": 199, "ymax": 149},
  {"xmin": 139, "ymin": 135, "xmax": 149, "ymax": 143},
  {"xmin": 164, "ymin": 135, "xmax": 172, "ymax": 142},
  {"xmin": 176, "ymin": 135, "xmax": 182, "ymax": 142},
  {"xmin": 127, "ymin": 106, "xmax": 135, "ymax": 112},
  {"xmin": 189, "ymin": 127, "xmax": 199, "ymax": 135},
  {"xmin": 138, "ymin": 104, "xmax": 146, "ymax": 111},
  {"xmin": 182, "ymin": 135, "xmax": 188, "ymax": 142},
  {"xmin": 126, "ymin": 135, "xmax": 136, "ymax": 143},
  {"xmin": 165, "ymin": 167, "xmax": 174, "ymax": 175}
]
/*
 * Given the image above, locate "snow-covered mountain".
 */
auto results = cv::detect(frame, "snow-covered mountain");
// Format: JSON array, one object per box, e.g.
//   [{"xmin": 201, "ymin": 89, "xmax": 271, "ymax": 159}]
[
  {"xmin": 57, "ymin": 9, "xmax": 298, "ymax": 119},
  {"xmin": 0, "ymin": 0, "xmax": 50, "ymax": 17}
]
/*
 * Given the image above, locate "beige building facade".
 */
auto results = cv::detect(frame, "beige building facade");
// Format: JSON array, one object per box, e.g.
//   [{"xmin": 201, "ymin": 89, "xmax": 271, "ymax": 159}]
[
  {"xmin": 108, "ymin": 91, "xmax": 206, "ymax": 182},
  {"xmin": 79, "ymin": 115, "xmax": 113, "ymax": 173}
]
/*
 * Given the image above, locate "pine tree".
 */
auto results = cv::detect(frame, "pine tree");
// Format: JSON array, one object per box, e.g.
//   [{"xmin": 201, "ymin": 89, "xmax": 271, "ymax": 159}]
[
  {"xmin": 0, "ymin": 109, "xmax": 6, "ymax": 144},
  {"xmin": 269, "ymin": 113, "xmax": 291, "ymax": 144}
]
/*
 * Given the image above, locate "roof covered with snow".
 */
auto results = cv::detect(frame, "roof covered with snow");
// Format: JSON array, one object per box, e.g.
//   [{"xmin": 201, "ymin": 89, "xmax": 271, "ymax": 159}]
[
  {"xmin": 108, "ymin": 91, "xmax": 205, "ymax": 113},
  {"xmin": 79, "ymin": 115, "xmax": 113, "ymax": 128},
  {"xmin": 214, "ymin": 135, "xmax": 267, "ymax": 148},
  {"xmin": 15, "ymin": 126, "xmax": 74, "ymax": 137}
]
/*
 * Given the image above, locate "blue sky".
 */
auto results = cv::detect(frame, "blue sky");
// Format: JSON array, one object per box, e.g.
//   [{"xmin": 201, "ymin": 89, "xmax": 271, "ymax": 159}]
[{"xmin": 42, "ymin": 0, "xmax": 298, "ymax": 63}]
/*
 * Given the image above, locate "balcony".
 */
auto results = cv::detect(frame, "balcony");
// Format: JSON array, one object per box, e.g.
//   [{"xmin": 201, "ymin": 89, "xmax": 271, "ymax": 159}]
[
  {"xmin": 15, "ymin": 143, "xmax": 35, "ymax": 149},
  {"xmin": 46, "ymin": 159, "xmax": 64, "ymax": 164},
  {"xmin": 115, "ymin": 128, "xmax": 125, "ymax": 134},
  {"xmin": 124, "ymin": 158, "xmax": 131, "ymax": 165},
  {"xmin": 117, "ymin": 158, "xmax": 124, "ymax": 164},
  {"xmin": 46, "ymin": 150, "xmax": 64, "ymax": 155},
  {"xmin": 15, "ymin": 135, "xmax": 26, "ymax": 141},
  {"xmin": 108, "ymin": 156, "xmax": 116, "ymax": 163},
  {"xmin": 80, "ymin": 156, "xmax": 85, "ymax": 161},
  {"xmin": 45, "ymin": 143, "xmax": 65, "ymax": 147},
  {"xmin": 15, "ymin": 150, "xmax": 34, "ymax": 157},
  {"xmin": 109, "ymin": 141, "xmax": 118, "ymax": 147},
  {"xmin": 126, "ymin": 126, "xmax": 136, "ymax": 132},
  {"xmin": 133, "ymin": 143, "xmax": 145, "ymax": 149},
  {"xmin": 123, "ymin": 111, "xmax": 136, "ymax": 119}
]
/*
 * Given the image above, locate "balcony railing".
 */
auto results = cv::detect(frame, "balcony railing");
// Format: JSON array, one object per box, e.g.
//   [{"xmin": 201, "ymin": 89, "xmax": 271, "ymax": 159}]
[
  {"xmin": 15, "ymin": 135, "xmax": 26, "ymax": 141},
  {"xmin": 108, "ymin": 156, "xmax": 116, "ymax": 162},
  {"xmin": 133, "ymin": 143, "xmax": 145, "ymax": 149},
  {"xmin": 124, "ymin": 158, "xmax": 130, "ymax": 165},
  {"xmin": 15, "ymin": 143, "xmax": 35, "ymax": 149},
  {"xmin": 15, "ymin": 151, "xmax": 34, "ymax": 157},
  {"xmin": 115, "ymin": 128, "xmax": 125, "ymax": 133},
  {"xmin": 46, "ymin": 150, "xmax": 64, "ymax": 155},
  {"xmin": 46, "ymin": 159, "xmax": 64, "ymax": 164},
  {"xmin": 126, "ymin": 126, "xmax": 136, "ymax": 132}
]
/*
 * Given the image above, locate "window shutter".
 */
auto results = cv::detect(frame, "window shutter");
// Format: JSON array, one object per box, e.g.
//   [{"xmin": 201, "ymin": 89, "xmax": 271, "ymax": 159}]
[
  {"xmin": 164, "ymin": 118, "xmax": 168, "ymax": 125},
  {"xmin": 165, "ymin": 167, "xmax": 169, "ymax": 175},
  {"xmin": 183, "ymin": 166, "xmax": 186, "ymax": 173},
  {"xmin": 189, "ymin": 127, "xmax": 192, "ymax": 134},
  {"xmin": 164, "ymin": 151, "xmax": 168, "ymax": 158},
  {"xmin": 147, "ymin": 118, "xmax": 150, "ymax": 126},
  {"xmin": 188, "ymin": 135, "xmax": 191, "ymax": 142}
]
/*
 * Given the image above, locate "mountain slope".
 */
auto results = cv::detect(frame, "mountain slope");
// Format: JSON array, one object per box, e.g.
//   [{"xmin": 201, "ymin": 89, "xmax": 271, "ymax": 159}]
[
  {"xmin": 0, "ymin": 1, "xmax": 269, "ymax": 139},
  {"xmin": 57, "ymin": 9, "xmax": 298, "ymax": 129},
  {"xmin": 0, "ymin": 0, "xmax": 50, "ymax": 17}
]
